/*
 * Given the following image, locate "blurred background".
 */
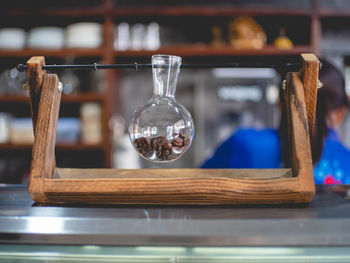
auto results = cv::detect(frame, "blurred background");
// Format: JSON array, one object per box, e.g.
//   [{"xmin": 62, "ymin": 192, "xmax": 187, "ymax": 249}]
[{"xmin": 1, "ymin": 0, "xmax": 350, "ymax": 183}]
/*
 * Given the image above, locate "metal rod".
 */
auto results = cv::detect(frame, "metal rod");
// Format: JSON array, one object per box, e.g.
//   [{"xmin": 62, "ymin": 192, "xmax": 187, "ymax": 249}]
[{"xmin": 17, "ymin": 62, "xmax": 301, "ymax": 72}]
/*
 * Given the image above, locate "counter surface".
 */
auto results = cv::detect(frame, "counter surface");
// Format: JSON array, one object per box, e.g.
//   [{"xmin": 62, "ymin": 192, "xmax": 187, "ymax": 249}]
[{"xmin": 0, "ymin": 184, "xmax": 349, "ymax": 246}]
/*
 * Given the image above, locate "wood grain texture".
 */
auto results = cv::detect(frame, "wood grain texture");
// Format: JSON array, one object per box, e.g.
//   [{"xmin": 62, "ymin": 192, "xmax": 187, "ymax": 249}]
[
  {"xmin": 42, "ymin": 176, "xmax": 304, "ymax": 205},
  {"xmin": 53, "ymin": 168, "xmax": 293, "ymax": 179},
  {"xmin": 27, "ymin": 56, "xmax": 46, "ymax": 132},
  {"xmin": 28, "ymin": 74, "xmax": 61, "ymax": 202},
  {"xmin": 285, "ymin": 72, "xmax": 315, "ymax": 195},
  {"xmin": 43, "ymin": 168, "xmax": 298, "ymax": 204},
  {"xmin": 300, "ymin": 53, "xmax": 319, "ymax": 143}
]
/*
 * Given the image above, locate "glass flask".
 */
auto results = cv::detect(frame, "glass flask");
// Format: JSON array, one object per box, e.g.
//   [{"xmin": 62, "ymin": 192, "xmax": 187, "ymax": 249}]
[{"xmin": 129, "ymin": 54, "xmax": 194, "ymax": 162}]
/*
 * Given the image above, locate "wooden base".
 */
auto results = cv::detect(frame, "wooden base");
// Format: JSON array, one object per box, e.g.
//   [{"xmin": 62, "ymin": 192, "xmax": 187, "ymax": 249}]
[
  {"xmin": 26, "ymin": 54, "xmax": 319, "ymax": 205},
  {"xmin": 35, "ymin": 168, "xmax": 311, "ymax": 205}
]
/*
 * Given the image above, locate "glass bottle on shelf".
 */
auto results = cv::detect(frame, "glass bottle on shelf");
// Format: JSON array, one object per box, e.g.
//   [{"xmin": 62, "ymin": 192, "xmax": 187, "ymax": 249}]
[
  {"xmin": 273, "ymin": 27, "xmax": 293, "ymax": 49},
  {"xmin": 129, "ymin": 54, "xmax": 194, "ymax": 162}
]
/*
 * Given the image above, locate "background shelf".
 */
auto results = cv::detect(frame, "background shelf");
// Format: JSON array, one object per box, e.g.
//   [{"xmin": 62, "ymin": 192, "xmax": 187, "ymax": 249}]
[
  {"xmin": 0, "ymin": 48, "xmax": 104, "ymax": 58},
  {"xmin": 114, "ymin": 45, "xmax": 313, "ymax": 57},
  {"xmin": 0, "ymin": 143, "xmax": 105, "ymax": 151},
  {"xmin": 5, "ymin": 8, "xmax": 107, "ymax": 17},
  {"xmin": 0, "ymin": 93, "xmax": 104, "ymax": 103},
  {"xmin": 110, "ymin": 7, "xmax": 312, "ymax": 17}
]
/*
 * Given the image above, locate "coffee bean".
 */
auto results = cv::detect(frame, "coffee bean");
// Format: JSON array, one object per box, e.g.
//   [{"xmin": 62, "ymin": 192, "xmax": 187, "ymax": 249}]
[
  {"xmin": 163, "ymin": 141, "xmax": 172, "ymax": 150},
  {"xmin": 172, "ymin": 137, "xmax": 183, "ymax": 147},
  {"xmin": 157, "ymin": 151, "xmax": 162, "ymax": 158},
  {"xmin": 151, "ymin": 138, "xmax": 157, "ymax": 150},
  {"xmin": 141, "ymin": 137, "xmax": 151, "ymax": 151},
  {"xmin": 134, "ymin": 133, "xmax": 190, "ymax": 161},
  {"xmin": 179, "ymin": 132, "xmax": 186, "ymax": 139},
  {"xmin": 134, "ymin": 138, "xmax": 141, "ymax": 147},
  {"xmin": 156, "ymin": 136, "xmax": 166, "ymax": 146}
]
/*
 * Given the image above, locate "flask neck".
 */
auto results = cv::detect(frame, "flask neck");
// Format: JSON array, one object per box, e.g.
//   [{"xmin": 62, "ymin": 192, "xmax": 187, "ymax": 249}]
[{"xmin": 152, "ymin": 55, "xmax": 181, "ymax": 99}]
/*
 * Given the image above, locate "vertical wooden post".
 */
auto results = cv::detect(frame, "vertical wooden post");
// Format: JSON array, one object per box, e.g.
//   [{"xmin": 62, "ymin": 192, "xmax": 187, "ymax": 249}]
[
  {"xmin": 282, "ymin": 71, "xmax": 315, "ymax": 200},
  {"xmin": 27, "ymin": 57, "xmax": 61, "ymax": 202},
  {"xmin": 300, "ymin": 53, "xmax": 320, "ymax": 144},
  {"xmin": 26, "ymin": 56, "xmax": 46, "ymax": 132}
]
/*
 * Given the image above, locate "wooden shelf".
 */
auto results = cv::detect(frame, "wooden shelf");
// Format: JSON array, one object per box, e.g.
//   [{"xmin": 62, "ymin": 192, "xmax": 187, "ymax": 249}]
[
  {"xmin": 111, "ymin": 7, "xmax": 312, "ymax": 17},
  {"xmin": 319, "ymin": 9, "xmax": 350, "ymax": 17},
  {"xmin": 61, "ymin": 93, "xmax": 104, "ymax": 103},
  {"xmin": 0, "ymin": 93, "xmax": 104, "ymax": 104},
  {"xmin": 0, "ymin": 94, "xmax": 29, "ymax": 103},
  {"xmin": 114, "ymin": 45, "xmax": 313, "ymax": 57},
  {"xmin": 56, "ymin": 143, "xmax": 105, "ymax": 151},
  {"xmin": 0, "ymin": 143, "xmax": 105, "ymax": 151},
  {"xmin": 4, "ymin": 7, "xmax": 107, "ymax": 17},
  {"xmin": 6, "ymin": 7, "xmax": 350, "ymax": 20},
  {"xmin": 0, "ymin": 48, "xmax": 104, "ymax": 58},
  {"xmin": 0, "ymin": 45, "xmax": 312, "ymax": 60},
  {"xmin": 2, "ymin": 6, "xmax": 313, "ymax": 18}
]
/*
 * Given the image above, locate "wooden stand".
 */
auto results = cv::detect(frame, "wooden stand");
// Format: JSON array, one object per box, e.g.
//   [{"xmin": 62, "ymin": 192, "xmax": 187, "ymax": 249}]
[{"xmin": 26, "ymin": 54, "xmax": 319, "ymax": 205}]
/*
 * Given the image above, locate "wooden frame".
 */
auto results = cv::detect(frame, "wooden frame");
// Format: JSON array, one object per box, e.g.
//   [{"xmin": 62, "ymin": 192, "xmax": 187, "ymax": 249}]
[{"xmin": 27, "ymin": 54, "xmax": 319, "ymax": 205}]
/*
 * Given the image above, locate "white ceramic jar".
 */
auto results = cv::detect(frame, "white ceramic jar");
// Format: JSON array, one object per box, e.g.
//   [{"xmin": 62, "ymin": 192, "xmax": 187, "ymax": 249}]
[
  {"xmin": 66, "ymin": 22, "xmax": 102, "ymax": 48},
  {"xmin": 0, "ymin": 28, "xmax": 26, "ymax": 50},
  {"xmin": 27, "ymin": 27, "xmax": 64, "ymax": 49}
]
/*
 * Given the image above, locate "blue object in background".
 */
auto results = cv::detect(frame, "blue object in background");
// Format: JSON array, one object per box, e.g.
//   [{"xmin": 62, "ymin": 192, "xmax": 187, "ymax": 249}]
[
  {"xmin": 201, "ymin": 128, "xmax": 350, "ymax": 184},
  {"xmin": 314, "ymin": 129, "xmax": 350, "ymax": 184},
  {"xmin": 201, "ymin": 129, "xmax": 281, "ymax": 169},
  {"xmin": 56, "ymin": 118, "xmax": 81, "ymax": 143}
]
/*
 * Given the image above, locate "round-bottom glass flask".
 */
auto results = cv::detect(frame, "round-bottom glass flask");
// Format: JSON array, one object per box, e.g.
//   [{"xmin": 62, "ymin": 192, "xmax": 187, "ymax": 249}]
[{"xmin": 129, "ymin": 54, "xmax": 194, "ymax": 162}]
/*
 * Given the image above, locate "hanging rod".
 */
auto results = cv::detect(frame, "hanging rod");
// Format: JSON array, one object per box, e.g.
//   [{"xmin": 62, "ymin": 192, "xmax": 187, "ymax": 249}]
[{"xmin": 17, "ymin": 62, "xmax": 301, "ymax": 72}]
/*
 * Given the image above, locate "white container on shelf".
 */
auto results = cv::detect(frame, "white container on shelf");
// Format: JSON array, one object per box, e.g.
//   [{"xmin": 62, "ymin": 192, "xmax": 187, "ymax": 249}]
[
  {"xmin": 80, "ymin": 103, "xmax": 102, "ymax": 144},
  {"xmin": 0, "ymin": 28, "xmax": 26, "ymax": 50},
  {"xmin": 0, "ymin": 113, "xmax": 11, "ymax": 143},
  {"xmin": 114, "ymin": 22, "xmax": 130, "ymax": 51},
  {"xmin": 146, "ymin": 22, "xmax": 160, "ymax": 50},
  {"xmin": 27, "ymin": 27, "xmax": 64, "ymax": 49},
  {"xmin": 66, "ymin": 22, "xmax": 102, "ymax": 48},
  {"xmin": 131, "ymin": 23, "xmax": 146, "ymax": 50},
  {"xmin": 9, "ymin": 118, "xmax": 34, "ymax": 144}
]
